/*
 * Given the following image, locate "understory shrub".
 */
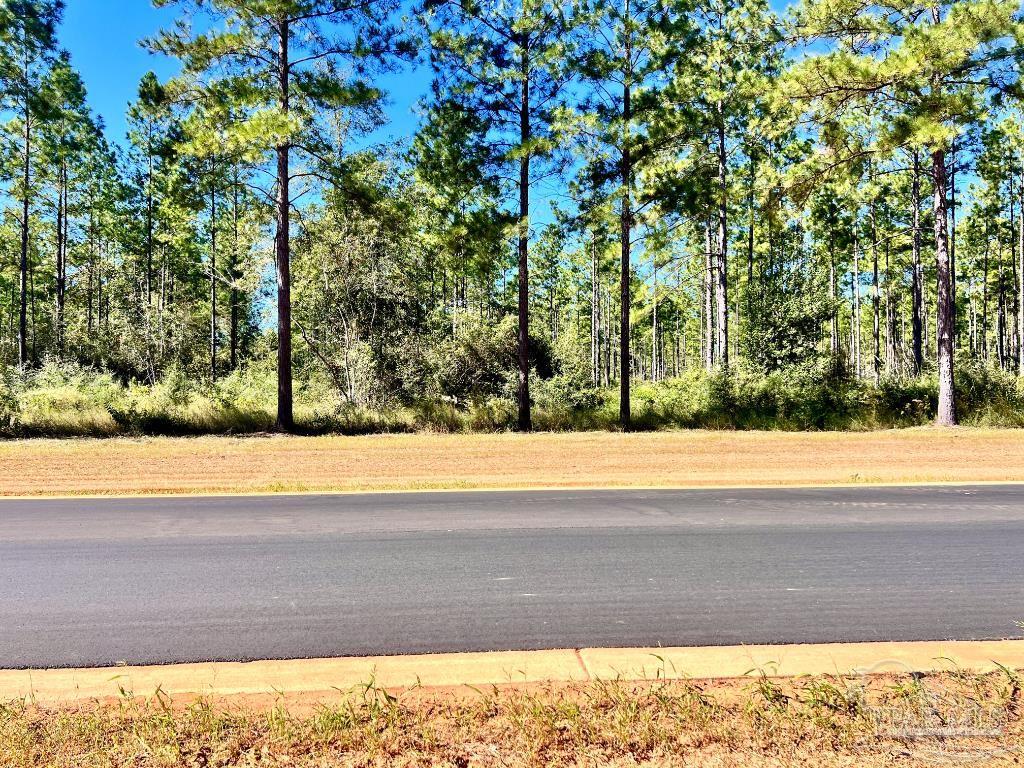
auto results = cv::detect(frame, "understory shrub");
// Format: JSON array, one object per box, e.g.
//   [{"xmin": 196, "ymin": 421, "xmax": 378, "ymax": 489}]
[{"xmin": 2, "ymin": 358, "xmax": 1024, "ymax": 437}]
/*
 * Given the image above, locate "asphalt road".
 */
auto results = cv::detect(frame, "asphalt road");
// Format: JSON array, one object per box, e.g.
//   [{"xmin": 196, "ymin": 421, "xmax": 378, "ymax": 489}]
[{"xmin": 2, "ymin": 485, "xmax": 1023, "ymax": 668}]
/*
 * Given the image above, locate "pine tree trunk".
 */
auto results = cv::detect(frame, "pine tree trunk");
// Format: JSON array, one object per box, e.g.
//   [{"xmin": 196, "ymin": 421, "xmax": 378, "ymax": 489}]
[
  {"xmin": 210, "ymin": 164, "xmax": 218, "ymax": 383},
  {"xmin": 598, "ymin": 286, "xmax": 606, "ymax": 385},
  {"xmin": 704, "ymin": 223, "xmax": 715, "ymax": 371},
  {"xmin": 950, "ymin": 143, "xmax": 957, "ymax": 337},
  {"xmin": 517, "ymin": 40, "xmax": 532, "ymax": 432},
  {"xmin": 591, "ymin": 239, "xmax": 599, "ymax": 385},
  {"xmin": 983, "ymin": 233, "xmax": 990, "ymax": 361},
  {"xmin": 275, "ymin": 16, "xmax": 294, "ymax": 431},
  {"xmin": 747, "ymin": 153, "xmax": 755, "ymax": 304},
  {"xmin": 29, "ymin": 260, "xmax": 36, "ymax": 360},
  {"xmin": 651, "ymin": 256, "xmax": 658, "ymax": 381},
  {"xmin": 55, "ymin": 161, "xmax": 66, "ymax": 354},
  {"xmin": 231, "ymin": 168, "xmax": 240, "ymax": 371},
  {"xmin": 969, "ymin": 279, "xmax": 977, "ymax": 357},
  {"xmin": 619, "ymin": 8, "xmax": 633, "ymax": 428},
  {"xmin": 147, "ymin": 126, "xmax": 154, "ymax": 305},
  {"xmin": 96, "ymin": 248, "xmax": 103, "ymax": 336},
  {"xmin": 18, "ymin": 109, "xmax": 30, "ymax": 367},
  {"xmin": 911, "ymin": 151, "xmax": 924, "ymax": 375},
  {"xmin": 870, "ymin": 200, "xmax": 880, "ymax": 384},
  {"xmin": 828, "ymin": 207, "xmax": 839, "ymax": 355},
  {"xmin": 997, "ymin": 251, "xmax": 1006, "ymax": 369},
  {"xmin": 8, "ymin": 282, "xmax": 15, "ymax": 343},
  {"xmin": 715, "ymin": 112, "xmax": 728, "ymax": 369},
  {"xmin": 1018, "ymin": 158, "xmax": 1024, "ymax": 371},
  {"xmin": 852, "ymin": 236, "xmax": 861, "ymax": 378},
  {"xmin": 1011, "ymin": 190, "xmax": 1020, "ymax": 367},
  {"xmin": 933, "ymin": 147, "xmax": 956, "ymax": 426},
  {"xmin": 87, "ymin": 203, "xmax": 94, "ymax": 334},
  {"xmin": 885, "ymin": 241, "xmax": 897, "ymax": 373}
]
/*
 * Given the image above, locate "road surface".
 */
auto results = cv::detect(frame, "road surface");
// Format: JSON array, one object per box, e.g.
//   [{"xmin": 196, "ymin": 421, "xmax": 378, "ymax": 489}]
[{"xmin": 2, "ymin": 485, "xmax": 1023, "ymax": 668}]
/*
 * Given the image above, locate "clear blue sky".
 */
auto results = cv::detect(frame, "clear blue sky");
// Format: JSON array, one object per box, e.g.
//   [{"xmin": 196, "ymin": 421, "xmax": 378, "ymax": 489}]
[
  {"xmin": 61, "ymin": 0, "xmax": 426, "ymax": 146},
  {"xmin": 62, "ymin": 0, "xmax": 800, "ymax": 148},
  {"xmin": 62, "ymin": 0, "xmax": 179, "ymax": 140}
]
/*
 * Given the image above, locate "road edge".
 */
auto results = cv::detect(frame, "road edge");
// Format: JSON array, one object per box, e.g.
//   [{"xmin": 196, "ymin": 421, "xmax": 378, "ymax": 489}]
[
  {"xmin": 3, "ymin": 640, "xmax": 1022, "ymax": 704},
  {"xmin": 5, "ymin": 478, "xmax": 1024, "ymax": 501}
]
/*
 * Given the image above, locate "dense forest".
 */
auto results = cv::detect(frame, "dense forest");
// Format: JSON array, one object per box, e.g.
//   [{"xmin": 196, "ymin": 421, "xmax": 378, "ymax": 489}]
[{"xmin": 1, "ymin": 0, "xmax": 1024, "ymax": 436}]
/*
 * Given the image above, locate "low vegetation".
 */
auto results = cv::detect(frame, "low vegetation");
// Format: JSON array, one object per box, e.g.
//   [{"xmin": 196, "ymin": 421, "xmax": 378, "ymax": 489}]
[
  {"xmin": 3, "ymin": 358, "xmax": 1024, "ymax": 438},
  {"xmin": 2, "ymin": 669, "xmax": 1020, "ymax": 767}
]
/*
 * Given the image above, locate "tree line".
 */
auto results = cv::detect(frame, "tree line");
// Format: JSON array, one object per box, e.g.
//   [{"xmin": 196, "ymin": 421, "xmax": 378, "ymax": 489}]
[{"xmin": 2, "ymin": 0, "xmax": 1023, "ymax": 432}]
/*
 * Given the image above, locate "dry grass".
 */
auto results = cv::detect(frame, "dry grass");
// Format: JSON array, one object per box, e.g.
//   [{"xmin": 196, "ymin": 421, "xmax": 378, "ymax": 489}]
[
  {"xmin": 2, "ymin": 670, "xmax": 1021, "ymax": 767},
  {"xmin": 1, "ymin": 427, "xmax": 1024, "ymax": 496}
]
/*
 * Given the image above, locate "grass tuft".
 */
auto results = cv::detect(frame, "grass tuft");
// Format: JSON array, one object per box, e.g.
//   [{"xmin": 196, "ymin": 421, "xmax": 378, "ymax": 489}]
[
  {"xmin": 6, "ymin": 358, "xmax": 1024, "ymax": 438},
  {"xmin": 1, "ymin": 670, "xmax": 1020, "ymax": 767}
]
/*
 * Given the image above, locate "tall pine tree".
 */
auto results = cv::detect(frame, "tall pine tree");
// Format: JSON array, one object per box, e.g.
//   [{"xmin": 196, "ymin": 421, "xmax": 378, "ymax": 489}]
[{"xmin": 151, "ymin": 0, "xmax": 411, "ymax": 429}]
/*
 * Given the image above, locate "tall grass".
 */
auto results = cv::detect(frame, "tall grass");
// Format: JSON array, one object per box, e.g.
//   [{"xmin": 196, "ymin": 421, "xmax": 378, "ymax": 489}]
[
  {"xmin": 3, "ymin": 358, "xmax": 1024, "ymax": 437},
  {"xmin": 1, "ymin": 669, "xmax": 1019, "ymax": 767}
]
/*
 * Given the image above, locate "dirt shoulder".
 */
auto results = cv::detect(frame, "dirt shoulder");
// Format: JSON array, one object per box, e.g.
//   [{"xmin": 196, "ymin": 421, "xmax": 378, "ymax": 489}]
[
  {"xmin": 0, "ymin": 427, "xmax": 1023, "ymax": 496},
  {"xmin": 4, "ymin": 668, "xmax": 1021, "ymax": 767}
]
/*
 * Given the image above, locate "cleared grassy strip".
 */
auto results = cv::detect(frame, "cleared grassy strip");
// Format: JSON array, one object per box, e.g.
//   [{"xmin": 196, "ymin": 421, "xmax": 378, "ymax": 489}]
[
  {"xmin": 2, "ymin": 669, "xmax": 1021, "ymax": 767},
  {"xmin": 1, "ymin": 427, "xmax": 1024, "ymax": 496}
]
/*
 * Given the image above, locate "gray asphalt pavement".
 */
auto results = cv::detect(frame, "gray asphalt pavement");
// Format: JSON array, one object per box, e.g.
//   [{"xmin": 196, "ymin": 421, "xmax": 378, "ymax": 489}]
[{"xmin": 2, "ymin": 485, "xmax": 1023, "ymax": 668}]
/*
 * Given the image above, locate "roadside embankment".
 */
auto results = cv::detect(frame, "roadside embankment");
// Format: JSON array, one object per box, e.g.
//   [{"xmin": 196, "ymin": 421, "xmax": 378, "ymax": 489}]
[
  {"xmin": 3, "ymin": 641, "xmax": 1022, "ymax": 768},
  {"xmin": 3, "ymin": 427, "xmax": 1024, "ymax": 496}
]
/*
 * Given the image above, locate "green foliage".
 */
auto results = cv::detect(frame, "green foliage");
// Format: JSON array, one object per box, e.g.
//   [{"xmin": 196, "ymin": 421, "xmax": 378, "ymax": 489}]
[
  {"xmin": 788, "ymin": 0, "xmax": 1023, "ymax": 156},
  {"xmin": 422, "ymin": 315, "xmax": 559, "ymax": 404},
  {"xmin": 0, "ymin": 365, "xmax": 20, "ymax": 430},
  {"xmin": 3, "ymin": 0, "xmax": 1024, "ymax": 438},
  {"xmin": 149, "ymin": 0, "xmax": 411, "ymax": 162},
  {"xmin": 955, "ymin": 359, "xmax": 1024, "ymax": 426},
  {"xmin": 742, "ymin": 270, "xmax": 836, "ymax": 373},
  {"xmin": 625, "ymin": 362, "xmax": 1016, "ymax": 431},
  {"xmin": 16, "ymin": 360, "xmax": 123, "ymax": 436},
  {"xmin": 5, "ymin": 357, "xmax": 1024, "ymax": 437},
  {"xmin": 425, "ymin": 316, "xmax": 520, "ymax": 404}
]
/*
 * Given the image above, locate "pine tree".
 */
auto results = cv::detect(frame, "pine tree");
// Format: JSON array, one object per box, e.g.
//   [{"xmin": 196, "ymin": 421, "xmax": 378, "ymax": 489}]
[
  {"xmin": 787, "ymin": 0, "xmax": 1024, "ymax": 425},
  {"xmin": 573, "ymin": 0, "xmax": 690, "ymax": 426},
  {"xmin": 412, "ymin": 101, "xmax": 510, "ymax": 329},
  {"xmin": 0, "ymin": 0, "xmax": 63, "ymax": 365},
  {"xmin": 662, "ymin": 0, "xmax": 781, "ymax": 371},
  {"xmin": 39, "ymin": 54, "xmax": 94, "ymax": 354},
  {"xmin": 421, "ymin": 0, "xmax": 576, "ymax": 431},
  {"xmin": 151, "ymin": 0, "xmax": 411, "ymax": 430},
  {"xmin": 127, "ymin": 72, "xmax": 176, "ymax": 308}
]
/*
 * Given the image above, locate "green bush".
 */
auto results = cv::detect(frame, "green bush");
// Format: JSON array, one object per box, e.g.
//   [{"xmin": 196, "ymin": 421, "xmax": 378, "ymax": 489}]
[
  {"xmin": 423, "ymin": 316, "xmax": 519, "ymax": 404},
  {"xmin": 622, "ymin": 359, "xmax": 1022, "ymax": 431},
  {"xmin": 467, "ymin": 397, "xmax": 518, "ymax": 431},
  {"xmin": 0, "ymin": 365, "xmax": 20, "ymax": 433},
  {"xmin": 955, "ymin": 361, "xmax": 1024, "ymax": 427},
  {"xmin": 119, "ymin": 366, "xmax": 272, "ymax": 435},
  {"xmin": 533, "ymin": 372, "xmax": 603, "ymax": 411},
  {"xmin": 16, "ymin": 360, "xmax": 124, "ymax": 437},
  {"xmin": 3, "ymin": 357, "xmax": 1024, "ymax": 437}
]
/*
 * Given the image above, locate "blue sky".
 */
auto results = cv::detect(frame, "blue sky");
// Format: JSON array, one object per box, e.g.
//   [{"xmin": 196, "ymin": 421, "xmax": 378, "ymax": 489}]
[
  {"xmin": 62, "ymin": 0, "xmax": 178, "ymax": 140},
  {"xmin": 61, "ymin": 0, "xmax": 800, "ymax": 149},
  {"xmin": 61, "ymin": 0, "xmax": 427, "ymax": 146}
]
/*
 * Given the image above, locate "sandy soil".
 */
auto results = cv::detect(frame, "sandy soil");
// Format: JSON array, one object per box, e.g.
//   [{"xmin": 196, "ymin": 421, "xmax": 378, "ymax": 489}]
[
  {"xmin": 1, "ymin": 427, "xmax": 1023, "ymax": 496},
  {"xmin": 3, "ymin": 672, "xmax": 1020, "ymax": 767}
]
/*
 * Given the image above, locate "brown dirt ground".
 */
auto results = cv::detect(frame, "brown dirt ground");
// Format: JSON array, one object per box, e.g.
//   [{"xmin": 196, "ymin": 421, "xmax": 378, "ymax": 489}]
[
  {"xmin": 2, "ymin": 672, "xmax": 1021, "ymax": 767},
  {"xmin": 1, "ymin": 427, "xmax": 1024, "ymax": 496}
]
